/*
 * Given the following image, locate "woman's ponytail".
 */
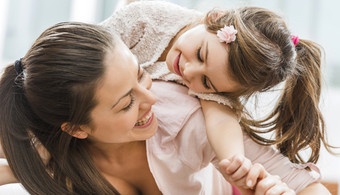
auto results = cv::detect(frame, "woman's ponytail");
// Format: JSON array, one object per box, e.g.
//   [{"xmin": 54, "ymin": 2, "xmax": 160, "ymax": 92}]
[{"xmin": 0, "ymin": 64, "xmax": 72, "ymax": 194}]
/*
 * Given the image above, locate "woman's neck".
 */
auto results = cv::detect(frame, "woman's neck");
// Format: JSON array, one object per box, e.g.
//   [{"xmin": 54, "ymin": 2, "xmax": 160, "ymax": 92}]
[
  {"xmin": 89, "ymin": 140, "xmax": 161, "ymax": 194},
  {"xmin": 89, "ymin": 140, "xmax": 145, "ymax": 164}
]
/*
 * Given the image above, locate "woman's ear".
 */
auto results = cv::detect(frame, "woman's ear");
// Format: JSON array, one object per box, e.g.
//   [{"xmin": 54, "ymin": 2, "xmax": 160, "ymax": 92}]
[{"xmin": 61, "ymin": 122, "xmax": 88, "ymax": 139}]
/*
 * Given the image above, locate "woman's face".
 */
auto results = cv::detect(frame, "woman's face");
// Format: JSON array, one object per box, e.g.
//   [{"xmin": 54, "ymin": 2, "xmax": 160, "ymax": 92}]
[
  {"xmin": 166, "ymin": 24, "xmax": 240, "ymax": 93},
  {"xmin": 82, "ymin": 40, "xmax": 158, "ymax": 144}
]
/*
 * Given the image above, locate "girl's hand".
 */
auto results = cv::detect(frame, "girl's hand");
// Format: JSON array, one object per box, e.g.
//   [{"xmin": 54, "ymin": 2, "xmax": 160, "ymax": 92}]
[
  {"xmin": 219, "ymin": 154, "xmax": 296, "ymax": 194},
  {"xmin": 219, "ymin": 154, "xmax": 252, "ymax": 189}
]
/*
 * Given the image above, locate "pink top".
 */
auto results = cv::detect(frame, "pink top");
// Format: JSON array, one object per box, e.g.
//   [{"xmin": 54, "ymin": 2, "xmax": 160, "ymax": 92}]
[{"xmin": 148, "ymin": 81, "xmax": 320, "ymax": 194}]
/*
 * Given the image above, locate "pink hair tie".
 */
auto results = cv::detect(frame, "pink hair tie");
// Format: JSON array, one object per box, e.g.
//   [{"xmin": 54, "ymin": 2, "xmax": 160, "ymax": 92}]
[{"xmin": 291, "ymin": 35, "xmax": 299, "ymax": 47}]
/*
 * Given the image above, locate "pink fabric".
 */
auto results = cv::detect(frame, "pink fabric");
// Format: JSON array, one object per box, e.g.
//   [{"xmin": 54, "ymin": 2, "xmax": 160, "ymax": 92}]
[
  {"xmin": 148, "ymin": 81, "xmax": 321, "ymax": 194},
  {"xmin": 232, "ymin": 186, "xmax": 242, "ymax": 195}
]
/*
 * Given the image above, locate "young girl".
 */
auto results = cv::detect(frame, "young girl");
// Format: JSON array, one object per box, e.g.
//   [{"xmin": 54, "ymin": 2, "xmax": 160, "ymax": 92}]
[{"xmin": 101, "ymin": 0, "xmax": 335, "ymax": 187}]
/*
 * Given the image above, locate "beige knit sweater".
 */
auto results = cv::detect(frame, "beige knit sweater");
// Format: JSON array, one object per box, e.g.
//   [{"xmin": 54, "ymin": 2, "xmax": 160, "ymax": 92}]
[{"xmin": 100, "ymin": 1, "xmax": 232, "ymax": 107}]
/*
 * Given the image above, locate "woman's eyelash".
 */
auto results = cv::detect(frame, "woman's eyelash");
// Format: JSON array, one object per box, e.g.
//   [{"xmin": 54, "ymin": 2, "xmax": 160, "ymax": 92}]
[
  {"xmin": 122, "ymin": 67, "xmax": 144, "ymax": 112},
  {"xmin": 197, "ymin": 47, "xmax": 203, "ymax": 62},
  {"xmin": 122, "ymin": 94, "xmax": 135, "ymax": 111}
]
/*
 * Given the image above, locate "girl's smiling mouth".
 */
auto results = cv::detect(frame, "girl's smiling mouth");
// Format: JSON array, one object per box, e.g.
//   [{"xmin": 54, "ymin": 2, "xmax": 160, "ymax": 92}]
[{"xmin": 173, "ymin": 53, "xmax": 182, "ymax": 77}]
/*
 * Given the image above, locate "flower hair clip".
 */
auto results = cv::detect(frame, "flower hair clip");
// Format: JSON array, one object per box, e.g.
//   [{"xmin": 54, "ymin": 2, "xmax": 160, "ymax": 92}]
[{"xmin": 217, "ymin": 25, "xmax": 237, "ymax": 44}]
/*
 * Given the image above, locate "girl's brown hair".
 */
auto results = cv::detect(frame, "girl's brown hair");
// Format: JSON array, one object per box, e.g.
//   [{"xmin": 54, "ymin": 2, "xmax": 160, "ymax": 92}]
[
  {"xmin": 204, "ymin": 7, "xmax": 334, "ymax": 164},
  {"xmin": 0, "ymin": 22, "xmax": 120, "ymax": 194}
]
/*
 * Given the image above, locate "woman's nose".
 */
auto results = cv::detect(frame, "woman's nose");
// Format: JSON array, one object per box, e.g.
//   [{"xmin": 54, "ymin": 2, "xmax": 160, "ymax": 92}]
[
  {"xmin": 138, "ymin": 76, "xmax": 157, "ymax": 109},
  {"xmin": 139, "ymin": 88, "xmax": 157, "ymax": 110}
]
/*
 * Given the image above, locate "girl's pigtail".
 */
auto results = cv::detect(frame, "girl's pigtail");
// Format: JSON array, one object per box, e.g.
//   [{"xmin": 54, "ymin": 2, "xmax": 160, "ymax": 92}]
[{"xmin": 273, "ymin": 39, "xmax": 332, "ymax": 163}]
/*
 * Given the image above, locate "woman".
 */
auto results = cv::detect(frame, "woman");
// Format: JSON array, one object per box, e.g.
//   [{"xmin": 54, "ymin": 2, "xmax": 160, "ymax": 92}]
[{"xmin": 0, "ymin": 22, "xmax": 328, "ymax": 194}]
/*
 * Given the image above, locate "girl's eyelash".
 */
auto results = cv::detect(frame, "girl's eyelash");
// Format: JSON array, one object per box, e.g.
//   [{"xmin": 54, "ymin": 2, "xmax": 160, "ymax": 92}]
[
  {"xmin": 122, "ymin": 94, "xmax": 135, "ymax": 111},
  {"xmin": 197, "ymin": 47, "xmax": 203, "ymax": 62},
  {"xmin": 201, "ymin": 76, "xmax": 210, "ymax": 89}
]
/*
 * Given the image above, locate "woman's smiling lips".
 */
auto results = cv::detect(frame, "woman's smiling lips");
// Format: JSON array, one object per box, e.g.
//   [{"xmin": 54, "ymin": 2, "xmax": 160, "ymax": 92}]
[
  {"xmin": 173, "ymin": 53, "xmax": 183, "ymax": 77},
  {"xmin": 134, "ymin": 108, "xmax": 154, "ymax": 128}
]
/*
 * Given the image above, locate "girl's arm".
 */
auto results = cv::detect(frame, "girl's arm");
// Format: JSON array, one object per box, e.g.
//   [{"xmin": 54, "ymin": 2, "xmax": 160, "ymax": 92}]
[{"xmin": 200, "ymin": 99, "xmax": 244, "ymax": 160}]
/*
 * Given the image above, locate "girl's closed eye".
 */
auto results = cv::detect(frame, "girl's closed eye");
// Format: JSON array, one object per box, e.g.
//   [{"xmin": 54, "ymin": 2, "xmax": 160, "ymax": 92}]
[
  {"xmin": 197, "ymin": 47, "xmax": 203, "ymax": 62},
  {"xmin": 201, "ymin": 75, "xmax": 210, "ymax": 90}
]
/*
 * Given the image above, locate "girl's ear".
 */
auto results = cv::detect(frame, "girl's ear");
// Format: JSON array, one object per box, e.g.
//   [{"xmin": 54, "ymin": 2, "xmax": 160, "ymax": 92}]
[{"xmin": 61, "ymin": 122, "xmax": 89, "ymax": 139}]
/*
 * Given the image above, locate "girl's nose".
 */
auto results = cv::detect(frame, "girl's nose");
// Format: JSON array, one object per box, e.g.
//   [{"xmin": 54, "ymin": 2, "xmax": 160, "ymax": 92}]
[{"xmin": 182, "ymin": 62, "xmax": 202, "ymax": 83}]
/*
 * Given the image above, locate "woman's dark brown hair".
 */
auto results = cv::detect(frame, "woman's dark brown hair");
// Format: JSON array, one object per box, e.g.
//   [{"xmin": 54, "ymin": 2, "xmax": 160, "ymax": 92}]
[
  {"xmin": 0, "ymin": 22, "xmax": 120, "ymax": 194},
  {"xmin": 204, "ymin": 7, "xmax": 335, "ymax": 164}
]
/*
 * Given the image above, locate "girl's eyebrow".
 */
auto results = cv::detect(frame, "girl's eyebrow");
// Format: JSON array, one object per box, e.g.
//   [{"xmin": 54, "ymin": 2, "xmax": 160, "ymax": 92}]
[
  {"xmin": 205, "ymin": 41, "xmax": 209, "ymax": 62},
  {"xmin": 208, "ymin": 78, "xmax": 219, "ymax": 93}
]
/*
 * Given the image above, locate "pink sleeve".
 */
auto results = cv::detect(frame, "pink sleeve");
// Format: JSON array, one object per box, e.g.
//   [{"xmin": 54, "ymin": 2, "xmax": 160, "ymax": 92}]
[{"xmin": 243, "ymin": 135, "xmax": 321, "ymax": 193}]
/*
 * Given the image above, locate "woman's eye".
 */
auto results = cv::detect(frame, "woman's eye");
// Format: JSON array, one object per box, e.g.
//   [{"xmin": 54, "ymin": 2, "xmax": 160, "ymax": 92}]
[
  {"xmin": 197, "ymin": 47, "xmax": 203, "ymax": 62},
  {"xmin": 122, "ymin": 95, "xmax": 135, "ymax": 111}
]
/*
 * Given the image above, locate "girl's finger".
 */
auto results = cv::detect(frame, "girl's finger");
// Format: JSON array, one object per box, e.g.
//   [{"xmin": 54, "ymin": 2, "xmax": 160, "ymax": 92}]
[
  {"xmin": 246, "ymin": 163, "xmax": 268, "ymax": 188},
  {"xmin": 254, "ymin": 176, "xmax": 277, "ymax": 195},
  {"xmin": 225, "ymin": 154, "xmax": 245, "ymax": 174},
  {"xmin": 229, "ymin": 157, "xmax": 251, "ymax": 181}
]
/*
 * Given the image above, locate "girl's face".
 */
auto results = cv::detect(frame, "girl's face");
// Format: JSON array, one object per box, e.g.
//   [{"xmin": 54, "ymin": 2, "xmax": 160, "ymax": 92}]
[
  {"xmin": 81, "ymin": 40, "xmax": 158, "ymax": 144},
  {"xmin": 166, "ymin": 24, "xmax": 240, "ymax": 93}
]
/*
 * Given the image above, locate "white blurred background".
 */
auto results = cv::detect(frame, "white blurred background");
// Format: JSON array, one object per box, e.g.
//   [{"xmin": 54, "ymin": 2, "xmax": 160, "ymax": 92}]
[{"xmin": 0, "ymin": 0, "xmax": 339, "ymax": 193}]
